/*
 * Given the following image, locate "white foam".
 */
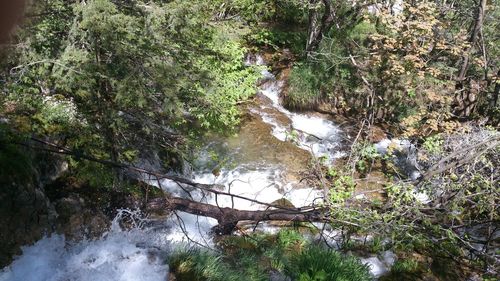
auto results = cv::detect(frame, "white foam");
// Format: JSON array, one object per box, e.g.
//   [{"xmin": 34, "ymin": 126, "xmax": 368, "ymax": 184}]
[
  {"xmin": 255, "ymin": 55, "xmax": 266, "ymax": 66},
  {"xmin": 198, "ymin": 169, "xmax": 285, "ymax": 210},
  {"xmin": 260, "ymin": 79, "xmax": 285, "ymax": 108},
  {"xmin": 142, "ymin": 165, "xmax": 325, "ymax": 247},
  {"xmin": 285, "ymin": 187, "xmax": 323, "ymax": 207},
  {"xmin": 375, "ymin": 138, "xmax": 421, "ymax": 180},
  {"xmin": 0, "ymin": 229, "xmax": 168, "ymax": 281},
  {"xmin": 361, "ymin": 251, "xmax": 396, "ymax": 278},
  {"xmin": 162, "ymin": 212, "xmax": 218, "ymax": 245},
  {"xmin": 256, "ymin": 70, "xmax": 341, "ymax": 163},
  {"xmin": 155, "ymin": 167, "xmax": 323, "ymax": 211},
  {"xmin": 253, "ymin": 110, "xmax": 288, "ymax": 142},
  {"xmin": 413, "ymin": 190, "xmax": 430, "ymax": 204},
  {"xmin": 290, "ymin": 114, "xmax": 338, "ymax": 140}
]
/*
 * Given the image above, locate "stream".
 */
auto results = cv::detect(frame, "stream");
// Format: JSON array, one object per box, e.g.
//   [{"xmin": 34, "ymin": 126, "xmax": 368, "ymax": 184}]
[{"xmin": 0, "ymin": 55, "xmax": 395, "ymax": 281}]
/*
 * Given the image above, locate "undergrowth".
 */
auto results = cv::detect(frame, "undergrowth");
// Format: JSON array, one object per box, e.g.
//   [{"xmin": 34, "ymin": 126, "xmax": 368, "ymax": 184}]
[
  {"xmin": 168, "ymin": 229, "xmax": 372, "ymax": 281},
  {"xmin": 285, "ymin": 63, "xmax": 324, "ymax": 110}
]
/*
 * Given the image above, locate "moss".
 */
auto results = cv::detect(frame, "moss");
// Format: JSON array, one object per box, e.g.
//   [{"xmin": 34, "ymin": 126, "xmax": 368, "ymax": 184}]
[{"xmin": 0, "ymin": 126, "xmax": 33, "ymax": 185}]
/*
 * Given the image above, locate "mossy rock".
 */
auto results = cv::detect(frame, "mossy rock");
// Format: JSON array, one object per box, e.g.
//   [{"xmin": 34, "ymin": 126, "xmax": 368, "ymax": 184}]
[{"xmin": 270, "ymin": 198, "xmax": 295, "ymax": 208}]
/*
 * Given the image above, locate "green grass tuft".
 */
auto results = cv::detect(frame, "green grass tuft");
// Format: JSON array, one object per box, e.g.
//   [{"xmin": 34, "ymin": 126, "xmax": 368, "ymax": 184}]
[
  {"xmin": 169, "ymin": 230, "xmax": 372, "ymax": 281},
  {"xmin": 286, "ymin": 245, "xmax": 373, "ymax": 281},
  {"xmin": 284, "ymin": 63, "xmax": 324, "ymax": 110}
]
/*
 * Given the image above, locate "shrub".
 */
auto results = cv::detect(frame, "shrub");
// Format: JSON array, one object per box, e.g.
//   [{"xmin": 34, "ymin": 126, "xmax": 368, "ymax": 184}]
[
  {"xmin": 391, "ymin": 259, "xmax": 419, "ymax": 274},
  {"xmin": 169, "ymin": 231, "xmax": 372, "ymax": 281},
  {"xmin": 285, "ymin": 63, "xmax": 323, "ymax": 110}
]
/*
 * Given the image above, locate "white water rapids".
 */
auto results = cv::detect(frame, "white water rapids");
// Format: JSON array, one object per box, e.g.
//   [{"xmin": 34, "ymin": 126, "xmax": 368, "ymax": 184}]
[
  {"xmin": 0, "ymin": 210, "xmax": 169, "ymax": 281},
  {"xmin": 249, "ymin": 55, "xmax": 344, "ymax": 163},
  {"xmin": 1, "ymin": 55, "xmax": 393, "ymax": 280}
]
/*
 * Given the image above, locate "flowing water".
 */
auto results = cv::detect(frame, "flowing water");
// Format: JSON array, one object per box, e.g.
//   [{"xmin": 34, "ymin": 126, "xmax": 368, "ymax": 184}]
[
  {"xmin": 0, "ymin": 210, "xmax": 169, "ymax": 281},
  {"xmin": 0, "ymin": 55, "xmax": 392, "ymax": 280}
]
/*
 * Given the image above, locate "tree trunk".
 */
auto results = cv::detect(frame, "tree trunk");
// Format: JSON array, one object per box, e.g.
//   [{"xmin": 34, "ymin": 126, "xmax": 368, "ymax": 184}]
[
  {"xmin": 492, "ymin": 70, "xmax": 500, "ymax": 109},
  {"xmin": 20, "ymin": 137, "xmax": 329, "ymax": 235},
  {"xmin": 306, "ymin": 0, "xmax": 336, "ymax": 57},
  {"xmin": 455, "ymin": 0, "xmax": 487, "ymax": 117},
  {"xmin": 458, "ymin": 0, "xmax": 487, "ymax": 81},
  {"xmin": 0, "ymin": 0, "xmax": 26, "ymax": 43},
  {"xmin": 147, "ymin": 197, "xmax": 328, "ymax": 235}
]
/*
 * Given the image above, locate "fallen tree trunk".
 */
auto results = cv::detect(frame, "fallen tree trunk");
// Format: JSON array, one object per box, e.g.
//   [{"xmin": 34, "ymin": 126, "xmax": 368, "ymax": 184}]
[
  {"xmin": 418, "ymin": 134, "xmax": 500, "ymax": 182},
  {"xmin": 17, "ymin": 136, "xmax": 329, "ymax": 234},
  {"xmin": 146, "ymin": 196, "xmax": 328, "ymax": 235}
]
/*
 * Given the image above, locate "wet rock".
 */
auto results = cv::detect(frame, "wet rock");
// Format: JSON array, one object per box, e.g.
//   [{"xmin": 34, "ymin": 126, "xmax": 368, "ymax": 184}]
[
  {"xmin": 367, "ymin": 126, "xmax": 387, "ymax": 143},
  {"xmin": 0, "ymin": 148, "xmax": 146, "ymax": 267},
  {"xmin": 0, "ymin": 173, "xmax": 57, "ymax": 267},
  {"xmin": 55, "ymin": 196, "xmax": 83, "ymax": 215},
  {"xmin": 269, "ymin": 270, "xmax": 291, "ymax": 281},
  {"xmin": 431, "ymin": 257, "xmax": 468, "ymax": 281},
  {"xmin": 375, "ymin": 139, "xmax": 421, "ymax": 181},
  {"xmin": 54, "ymin": 194, "xmax": 110, "ymax": 240},
  {"xmin": 270, "ymin": 198, "xmax": 295, "ymax": 208},
  {"xmin": 361, "ymin": 251, "xmax": 397, "ymax": 278}
]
